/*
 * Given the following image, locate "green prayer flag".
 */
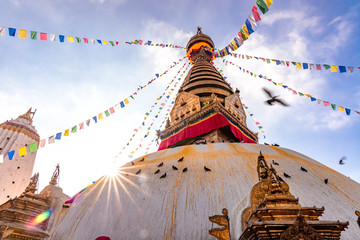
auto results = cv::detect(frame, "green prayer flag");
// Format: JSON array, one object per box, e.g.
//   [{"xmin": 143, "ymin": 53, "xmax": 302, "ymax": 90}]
[
  {"xmin": 145, "ymin": 112, "xmax": 150, "ymax": 116},
  {"xmin": 148, "ymin": 127, "xmax": 151, "ymax": 130},
  {"xmin": 134, "ymin": 40, "xmax": 139, "ymax": 44},
  {"xmin": 272, "ymin": 82, "xmax": 277, "ymax": 85},
  {"xmin": 76, "ymin": 37, "xmax": 81, "ymax": 43},
  {"xmin": 71, "ymin": 126, "xmax": 77, "ymax": 133},
  {"xmin": 256, "ymin": 0, "xmax": 269, "ymax": 14},
  {"xmin": 245, "ymin": 106, "xmax": 248, "ymax": 109},
  {"xmin": 30, "ymin": 31, "xmax": 37, "ymax": 40},
  {"xmin": 105, "ymin": 110, "xmax": 110, "ymax": 117},
  {"xmin": 109, "ymin": 41, "xmax": 114, "ymax": 46},
  {"xmin": 331, "ymin": 103, "xmax": 336, "ymax": 110},
  {"xmin": 159, "ymin": 107, "xmax": 163, "ymax": 110},
  {"xmin": 130, "ymin": 95, "xmax": 134, "ymax": 99},
  {"xmin": 298, "ymin": 92, "xmax": 304, "ymax": 96},
  {"xmin": 266, "ymin": 59, "xmax": 270, "ymax": 64},
  {"xmin": 291, "ymin": 62, "xmax": 296, "ymax": 65},
  {"xmin": 29, "ymin": 143, "xmax": 37, "ymax": 152},
  {"xmin": 259, "ymin": 126, "xmax": 263, "ymax": 129},
  {"xmin": 323, "ymin": 64, "xmax": 330, "ymax": 70}
]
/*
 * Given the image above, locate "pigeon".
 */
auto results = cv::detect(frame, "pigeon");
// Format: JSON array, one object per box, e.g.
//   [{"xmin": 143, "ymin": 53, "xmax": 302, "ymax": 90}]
[
  {"xmin": 172, "ymin": 166, "xmax": 178, "ymax": 170},
  {"xmin": 154, "ymin": 169, "xmax": 160, "ymax": 174},
  {"xmin": 339, "ymin": 156, "xmax": 346, "ymax": 165},
  {"xmin": 272, "ymin": 143, "xmax": 280, "ymax": 147},
  {"xmin": 139, "ymin": 158, "xmax": 145, "ymax": 162},
  {"xmin": 272, "ymin": 160, "xmax": 279, "ymax": 166},
  {"xmin": 284, "ymin": 172, "xmax": 291, "ymax": 178},
  {"xmin": 300, "ymin": 167, "xmax": 308, "ymax": 172},
  {"xmin": 278, "ymin": 176, "xmax": 284, "ymax": 182},
  {"xmin": 160, "ymin": 173, "xmax": 167, "ymax": 179},
  {"xmin": 263, "ymin": 88, "xmax": 289, "ymax": 106},
  {"xmin": 264, "ymin": 142, "xmax": 269, "ymax": 145},
  {"xmin": 183, "ymin": 167, "xmax": 188, "ymax": 173},
  {"xmin": 131, "ymin": 161, "xmax": 134, "ymax": 165},
  {"xmin": 135, "ymin": 169, "xmax": 141, "ymax": 175},
  {"xmin": 178, "ymin": 157, "xmax": 184, "ymax": 162},
  {"xmin": 158, "ymin": 162, "xmax": 164, "ymax": 167},
  {"xmin": 324, "ymin": 178, "xmax": 328, "ymax": 184},
  {"xmin": 204, "ymin": 166, "xmax": 211, "ymax": 172}
]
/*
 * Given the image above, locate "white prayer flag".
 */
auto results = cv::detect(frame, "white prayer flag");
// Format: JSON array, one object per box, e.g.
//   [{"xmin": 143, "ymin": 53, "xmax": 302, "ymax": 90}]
[
  {"xmin": 50, "ymin": 34, "xmax": 56, "ymax": 42},
  {"xmin": 0, "ymin": 27, "xmax": 5, "ymax": 36}
]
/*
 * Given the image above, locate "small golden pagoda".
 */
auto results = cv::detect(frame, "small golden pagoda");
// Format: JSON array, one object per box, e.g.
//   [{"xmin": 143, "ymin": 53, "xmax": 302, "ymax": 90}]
[
  {"xmin": 239, "ymin": 152, "xmax": 349, "ymax": 239},
  {"xmin": 159, "ymin": 27, "xmax": 258, "ymax": 150}
]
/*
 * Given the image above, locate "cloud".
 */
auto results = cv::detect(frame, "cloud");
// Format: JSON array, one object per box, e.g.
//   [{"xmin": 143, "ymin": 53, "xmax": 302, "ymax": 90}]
[{"xmin": 89, "ymin": 0, "xmax": 127, "ymax": 5}]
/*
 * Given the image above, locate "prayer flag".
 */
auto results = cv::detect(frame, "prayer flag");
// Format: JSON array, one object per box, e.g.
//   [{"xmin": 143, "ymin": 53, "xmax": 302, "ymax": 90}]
[
  {"xmin": 248, "ymin": 14, "xmax": 257, "ymax": 30},
  {"xmin": 55, "ymin": 132, "xmax": 62, "ymax": 140},
  {"xmin": 296, "ymin": 62, "xmax": 302, "ymax": 69},
  {"xmin": 64, "ymin": 129, "xmax": 70, "ymax": 136},
  {"xmin": 98, "ymin": 113, "xmax": 103, "ymax": 120},
  {"xmin": 310, "ymin": 97, "xmax": 316, "ymax": 102},
  {"xmin": 0, "ymin": 27, "xmax": 5, "ymax": 36},
  {"xmin": 39, "ymin": 139, "xmax": 46, "ymax": 148},
  {"xmin": 330, "ymin": 65, "xmax": 338, "ymax": 72},
  {"xmin": 155, "ymin": 73, "xmax": 159, "ymax": 78},
  {"xmin": 317, "ymin": 99, "xmax": 321, "ymax": 104},
  {"xmin": 29, "ymin": 143, "xmax": 37, "ymax": 153},
  {"xmin": 59, "ymin": 35, "xmax": 65, "ymax": 42},
  {"xmin": 276, "ymin": 60, "xmax": 281, "ymax": 65},
  {"xmin": 114, "ymin": 104, "xmax": 120, "ymax": 110},
  {"xmin": 19, "ymin": 29, "xmax": 27, "ymax": 39},
  {"xmin": 109, "ymin": 41, "xmax": 115, "ymax": 46},
  {"xmin": 40, "ymin": 32, "xmax": 47, "ymax": 40},
  {"xmin": 90, "ymin": 39, "xmax": 95, "ymax": 44},
  {"xmin": 50, "ymin": 34, "xmax": 56, "ymax": 41},
  {"xmin": 79, "ymin": 122, "xmax": 84, "ymax": 129},
  {"xmin": 331, "ymin": 103, "xmax": 336, "ymax": 110},
  {"xmin": 109, "ymin": 107, "xmax": 115, "ymax": 114},
  {"xmin": 323, "ymin": 64, "xmax": 330, "ymax": 70},
  {"xmin": 264, "ymin": 0, "xmax": 273, "ymax": 7},
  {"xmin": 8, "ymin": 150, "xmax": 15, "ymax": 160},
  {"xmin": 120, "ymin": 101, "xmax": 125, "ymax": 108},
  {"xmin": 348, "ymin": 66, "xmax": 353, "ymax": 73},
  {"xmin": 30, "ymin": 31, "xmax": 37, "ymax": 40},
  {"xmin": 303, "ymin": 63, "xmax": 309, "ymax": 69},
  {"xmin": 242, "ymin": 25, "xmax": 250, "ymax": 38},
  {"xmin": 124, "ymin": 98, "xmax": 129, "ymax": 105},
  {"xmin": 304, "ymin": 94, "xmax": 311, "ymax": 98},
  {"xmin": 339, "ymin": 66, "xmax": 346, "ymax": 73},
  {"xmin": 323, "ymin": 101, "xmax": 330, "ymax": 107},
  {"xmin": 316, "ymin": 64, "xmax": 321, "ymax": 70},
  {"xmin": 9, "ymin": 27, "xmax": 16, "ymax": 37},
  {"xmin": 97, "ymin": 39, "xmax": 102, "ymax": 44},
  {"xmin": 76, "ymin": 37, "xmax": 81, "ymax": 43},
  {"xmin": 309, "ymin": 64, "xmax": 314, "ymax": 70},
  {"xmin": 256, "ymin": 0, "xmax": 269, "ymax": 14},
  {"xmin": 338, "ymin": 106, "xmax": 345, "ymax": 112},
  {"xmin": 252, "ymin": 5, "xmax": 262, "ymax": 21},
  {"xmin": 245, "ymin": 19, "xmax": 254, "ymax": 34},
  {"xmin": 71, "ymin": 126, "xmax": 77, "ymax": 133},
  {"xmin": 86, "ymin": 119, "xmax": 91, "ymax": 126},
  {"xmin": 48, "ymin": 135, "xmax": 55, "ymax": 144},
  {"xmin": 83, "ymin": 38, "xmax": 88, "ymax": 43},
  {"xmin": 105, "ymin": 110, "xmax": 110, "ymax": 117},
  {"xmin": 67, "ymin": 36, "xmax": 75, "ymax": 43},
  {"xmin": 345, "ymin": 108, "xmax": 351, "ymax": 115}
]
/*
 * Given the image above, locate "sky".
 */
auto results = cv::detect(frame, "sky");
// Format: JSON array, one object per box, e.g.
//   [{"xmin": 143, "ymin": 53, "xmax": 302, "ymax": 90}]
[{"xmin": 0, "ymin": 0, "xmax": 359, "ymax": 196}]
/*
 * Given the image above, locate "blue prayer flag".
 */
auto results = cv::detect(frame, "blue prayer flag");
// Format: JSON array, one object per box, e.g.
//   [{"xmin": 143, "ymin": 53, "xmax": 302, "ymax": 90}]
[
  {"xmin": 155, "ymin": 73, "xmax": 159, "ymax": 78},
  {"xmin": 8, "ymin": 150, "xmax": 15, "ymax": 160},
  {"xmin": 250, "ymin": 114, "xmax": 254, "ymax": 117},
  {"xmin": 97, "ymin": 39, "xmax": 102, "ymax": 44},
  {"xmin": 259, "ymin": 74, "xmax": 263, "ymax": 78},
  {"xmin": 339, "ymin": 66, "xmax": 346, "ymax": 73},
  {"xmin": 283, "ymin": 85, "xmax": 288, "ymax": 89},
  {"xmin": 345, "ymin": 108, "xmax": 351, "ymax": 115},
  {"xmin": 120, "ymin": 101, "xmax": 125, "ymax": 108},
  {"xmin": 59, "ymin": 35, "xmax": 65, "ymax": 42},
  {"xmin": 171, "ymin": 101, "xmax": 175, "ymax": 104},
  {"xmin": 276, "ymin": 60, "xmax": 281, "ymax": 65},
  {"xmin": 166, "ymin": 95, "xmax": 170, "ymax": 99},
  {"xmin": 310, "ymin": 97, "xmax": 316, "ymax": 102},
  {"xmin": 303, "ymin": 63, "xmax": 309, "ymax": 69},
  {"xmin": 55, "ymin": 132, "xmax": 62, "ymax": 140},
  {"xmin": 245, "ymin": 19, "xmax": 254, "ymax": 34},
  {"xmin": 93, "ymin": 116, "xmax": 97, "ymax": 123},
  {"xmin": 9, "ymin": 28, "xmax": 16, "ymax": 37},
  {"xmin": 147, "ymin": 41, "xmax": 152, "ymax": 45}
]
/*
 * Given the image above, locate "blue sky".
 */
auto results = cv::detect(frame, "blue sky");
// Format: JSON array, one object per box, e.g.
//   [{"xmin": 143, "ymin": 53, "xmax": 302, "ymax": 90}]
[{"xmin": 0, "ymin": 0, "xmax": 359, "ymax": 196}]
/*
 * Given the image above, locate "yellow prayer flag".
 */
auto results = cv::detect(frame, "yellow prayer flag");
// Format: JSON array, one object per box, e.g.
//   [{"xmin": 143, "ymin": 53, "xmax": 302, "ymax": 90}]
[
  {"xmin": 304, "ymin": 94, "xmax": 311, "ymax": 98},
  {"xmin": 124, "ymin": 98, "xmax": 129, "ymax": 105},
  {"xmin": 264, "ymin": 0, "xmax": 273, "ymax": 7},
  {"xmin": 261, "ymin": 131, "xmax": 265, "ymax": 133},
  {"xmin": 254, "ymin": 74, "xmax": 257, "ymax": 77},
  {"xmin": 168, "ymin": 91, "xmax": 172, "ymax": 95},
  {"xmin": 64, "ymin": 129, "xmax": 69, "ymax": 136},
  {"xmin": 19, "ymin": 29, "xmax": 27, "ymax": 39},
  {"xmin": 278, "ymin": 83, "xmax": 283, "ymax": 86},
  {"xmin": 242, "ymin": 25, "xmax": 249, "ymax": 38},
  {"xmin": 338, "ymin": 106, "xmax": 345, "ymax": 112},
  {"xmin": 19, "ymin": 146, "xmax": 27, "ymax": 156},
  {"xmin": 330, "ymin": 65, "xmax": 338, "ymax": 72},
  {"xmin": 296, "ymin": 62, "xmax": 302, "ymax": 69},
  {"xmin": 103, "ymin": 40, "xmax": 108, "ymax": 45},
  {"xmin": 98, "ymin": 113, "xmax": 103, "ymax": 120},
  {"xmin": 67, "ymin": 36, "xmax": 75, "ymax": 43}
]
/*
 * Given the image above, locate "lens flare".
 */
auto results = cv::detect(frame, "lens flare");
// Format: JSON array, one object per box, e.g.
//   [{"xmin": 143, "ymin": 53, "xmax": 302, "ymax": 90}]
[{"xmin": 30, "ymin": 210, "xmax": 52, "ymax": 226}]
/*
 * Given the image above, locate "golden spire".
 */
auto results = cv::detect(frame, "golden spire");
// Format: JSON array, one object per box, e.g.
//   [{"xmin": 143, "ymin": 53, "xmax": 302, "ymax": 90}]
[
  {"xmin": 49, "ymin": 164, "xmax": 60, "ymax": 186},
  {"xmin": 18, "ymin": 107, "xmax": 37, "ymax": 123}
]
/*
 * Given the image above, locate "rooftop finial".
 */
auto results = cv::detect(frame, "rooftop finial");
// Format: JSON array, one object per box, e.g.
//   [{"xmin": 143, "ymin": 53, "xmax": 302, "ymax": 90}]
[
  {"xmin": 18, "ymin": 108, "xmax": 37, "ymax": 122},
  {"xmin": 197, "ymin": 26, "xmax": 202, "ymax": 34},
  {"xmin": 50, "ymin": 164, "xmax": 60, "ymax": 186}
]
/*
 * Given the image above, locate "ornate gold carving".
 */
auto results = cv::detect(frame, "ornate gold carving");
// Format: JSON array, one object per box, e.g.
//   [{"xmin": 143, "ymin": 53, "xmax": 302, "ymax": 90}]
[
  {"xmin": 20, "ymin": 172, "xmax": 39, "ymax": 197},
  {"xmin": 208, "ymin": 208, "xmax": 231, "ymax": 240},
  {"xmin": 280, "ymin": 213, "xmax": 321, "ymax": 240}
]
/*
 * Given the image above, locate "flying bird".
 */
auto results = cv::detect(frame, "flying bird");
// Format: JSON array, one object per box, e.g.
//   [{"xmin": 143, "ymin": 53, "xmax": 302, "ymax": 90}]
[
  {"xmin": 178, "ymin": 157, "xmax": 184, "ymax": 162},
  {"xmin": 324, "ymin": 178, "xmax": 328, "ymax": 184},
  {"xmin": 300, "ymin": 167, "xmax": 308, "ymax": 172},
  {"xmin": 158, "ymin": 162, "xmax": 164, "ymax": 167},
  {"xmin": 263, "ymin": 88, "xmax": 289, "ymax": 106},
  {"xmin": 160, "ymin": 173, "xmax": 167, "ymax": 179},
  {"xmin": 284, "ymin": 172, "xmax": 291, "ymax": 178},
  {"xmin": 154, "ymin": 169, "xmax": 160, "ymax": 174},
  {"xmin": 139, "ymin": 158, "xmax": 145, "ymax": 162},
  {"xmin": 183, "ymin": 167, "xmax": 188, "ymax": 173},
  {"xmin": 272, "ymin": 160, "xmax": 279, "ymax": 166},
  {"xmin": 339, "ymin": 156, "xmax": 346, "ymax": 165},
  {"xmin": 135, "ymin": 169, "xmax": 141, "ymax": 175},
  {"xmin": 204, "ymin": 166, "xmax": 211, "ymax": 172},
  {"xmin": 172, "ymin": 166, "xmax": 178, "ymax": 170}
]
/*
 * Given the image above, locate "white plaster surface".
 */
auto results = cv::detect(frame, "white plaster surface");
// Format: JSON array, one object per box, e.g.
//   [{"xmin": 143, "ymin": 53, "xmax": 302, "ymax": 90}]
[{"xmin": 49, "ymin": 143, "xmax": 360, "ymax": 240}]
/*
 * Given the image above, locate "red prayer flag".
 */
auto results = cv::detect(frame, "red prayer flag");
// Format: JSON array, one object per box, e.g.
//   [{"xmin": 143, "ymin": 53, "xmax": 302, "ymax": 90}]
[
  {"xmin": 40, "ymin": 32, "xmax": 47, "ymax": 40},
  {"xmin": 252, "ymin": 6, "xmax": 262, "ymax": 22},
  {"xmin": 116, "ymin": 41, "xmax": 119, "ymax": 45},
  {"xmin": 109, "ymin": 107, "xmax": 115, "ymax": 114},
  {"xmin": 139, "ymin": 40, "xmax": 143, "ymax": 45},
  {"xmin": 79, "ymin": 122, "xmax": 84, "ymax": 130},
  {"xmin": 316, "ymin": 64, "xmax": 321, "ymax": 70},
  {"xmin": 286, "ymin": 61, "xmax": 289, "ymax": 67},
  {"xmin": 83, "ymin": 38, "xmax": 88, "ymax": 44},
  {"xmin": 323, "ymin": 101, "xmax": 330, "ymax": 107}
]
